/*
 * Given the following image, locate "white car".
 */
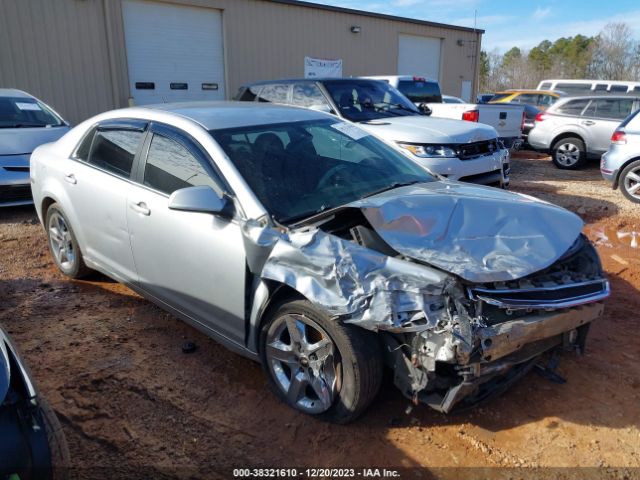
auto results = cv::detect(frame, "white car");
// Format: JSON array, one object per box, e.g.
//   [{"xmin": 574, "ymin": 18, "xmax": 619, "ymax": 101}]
[
  {"xmin": 235, "ymin": 78, "xmax": 510, "ymax": 188},
  {"xmin": 365, "ymin": 76, "xmax": 524, "ymax": 149}
]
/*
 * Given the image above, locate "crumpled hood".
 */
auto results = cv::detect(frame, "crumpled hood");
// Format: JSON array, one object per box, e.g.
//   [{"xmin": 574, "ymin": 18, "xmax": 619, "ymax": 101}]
[
  {"xmin": 350, "ymin": 182, "xmax": 584, "ymax": 283},
  {"xmin": 358, "ymin": 116, "xmax": 497, "ymax": 144},
  {"xmin": 0, "ymin": 126, "xmax": 69, "ymax": 155}
]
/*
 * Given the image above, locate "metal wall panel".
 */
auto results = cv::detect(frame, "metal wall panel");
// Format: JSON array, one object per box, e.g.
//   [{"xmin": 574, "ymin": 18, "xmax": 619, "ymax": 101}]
[
  {"xmin": 0, "ymin": 0, "xmax": 482, "ymax": 123},
  {"xmin": 0, "ymin": 0, "xmax": 116, "ymax": 124}
]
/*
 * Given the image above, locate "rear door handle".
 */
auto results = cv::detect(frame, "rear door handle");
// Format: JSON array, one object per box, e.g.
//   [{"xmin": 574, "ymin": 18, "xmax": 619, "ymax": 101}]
[
  {"xmin": 130, "ymin": 201, "xmax": 150, "ymax": 216},
  {"xmin": 64, "ymin": 173, "xmax": 77, "ymax": 184},
  {"xmin": 582, "ymin": 120, "xmax": 595, "ymax": 126}
]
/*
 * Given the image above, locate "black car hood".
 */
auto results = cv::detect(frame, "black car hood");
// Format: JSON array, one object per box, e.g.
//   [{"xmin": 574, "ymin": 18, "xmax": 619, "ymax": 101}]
[{"xmin": 350, "ymin": 181, "xmax": 584, "ymax": 283}]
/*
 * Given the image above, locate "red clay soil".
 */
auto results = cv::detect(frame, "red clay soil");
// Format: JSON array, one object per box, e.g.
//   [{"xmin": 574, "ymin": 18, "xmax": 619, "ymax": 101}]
[{"xmin": 0, "ymin": 153, "xmax": 638, "ymax": 479}]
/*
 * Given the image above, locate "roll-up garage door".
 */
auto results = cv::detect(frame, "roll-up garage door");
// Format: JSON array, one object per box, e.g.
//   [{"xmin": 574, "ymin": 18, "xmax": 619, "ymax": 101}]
[
  {"xmin": 397, "ymin": 34, "xmax": 441, "ymax": 81},
  {"xmin": 122, "ymin": 0, "xmax": 225, "ymax": 105}
]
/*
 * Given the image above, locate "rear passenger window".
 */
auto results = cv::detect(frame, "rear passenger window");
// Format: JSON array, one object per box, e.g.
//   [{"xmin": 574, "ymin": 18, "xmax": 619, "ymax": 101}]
[
  {"xmin": 587, "ymin": 98, "xmax": 634, "ymax": 120},
  {"xmin": 292, "ymin": 83, "xmax": 330, "ymax": 108},
  {"xmin": 556, "ymin": 83, "xmax": 592, "ymax": 94},
  {"xmin": 87, "ymin": 129, "xmax": 143, "ymax": 178},
  {"xmin": 556, "ymin": 99, "xmax": 589, "ymax": 116},
  {"xmin": 143, "ymin": 134, "xmax": 219, "ymax": 195},
  {"xmin": 257, "ymin": 84, "xmax": 290, "ymax": 103}
]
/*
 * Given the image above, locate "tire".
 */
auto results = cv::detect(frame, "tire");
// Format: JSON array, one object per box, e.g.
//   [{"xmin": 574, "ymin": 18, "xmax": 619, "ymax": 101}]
[
  {"xmin": 552, "ymin": 137, "xmax": 586, "ymax": 169},
  {"xmin": 260, "ymin": 299, "xmax": 383, "ymax": 424},
  {"xmin": 39, "ymin": 398, "xmax": 71, "ymax": 480},
  {"xmin": 45, "ymin": 203, "xmax": 92, "ymax": 278},
  {"xmin": 619, "ymin": 159, "xmax": 640, "ymax": 204}
]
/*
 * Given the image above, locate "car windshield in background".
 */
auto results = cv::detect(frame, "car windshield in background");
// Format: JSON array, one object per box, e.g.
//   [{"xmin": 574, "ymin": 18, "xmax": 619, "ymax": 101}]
[
  {"xmin": 323, "ymin": 80, "xmax": 420, "ymax": 122},
  {"xmin": 397, "ymin": 80, "xmax": 443, "ymax": 103},
  {"xmin": 0, "ymin": 96, "xmax": 64, "ymax": 128},
  {"xmin": 210, "ymin": 118, "xmax": 433, "ymax": 223}
]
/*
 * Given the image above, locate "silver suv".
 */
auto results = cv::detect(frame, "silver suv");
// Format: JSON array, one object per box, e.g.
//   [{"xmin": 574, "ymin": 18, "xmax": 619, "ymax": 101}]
[
  {"xmin": 528, "ymin": 96, "xmax": 640, "ymax": 169},
  {"xmin": 601, "ymin": 108, "xmax": 640, "ymax": 203}
]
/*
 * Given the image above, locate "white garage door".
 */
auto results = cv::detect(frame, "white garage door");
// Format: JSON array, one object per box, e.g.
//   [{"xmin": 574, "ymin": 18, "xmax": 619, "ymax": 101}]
[
  {"xmin": 122, "ymin": 0, "xmax": 225, "ymax": 105},
  {"xmin": 398, "ymin": 34, "xmax": 441, "ymax": 81}
]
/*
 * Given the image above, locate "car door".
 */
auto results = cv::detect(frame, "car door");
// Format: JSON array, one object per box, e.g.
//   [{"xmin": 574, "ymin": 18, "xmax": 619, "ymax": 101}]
[
  {"xmin": 583, "ymin": 98, "xmax": 635, "ymax": 153},
  {"xmin": 125, "ymin": 123, "xmax": 247, "ymax": 346},
  {"xmin": 66, "ymin": 120, "xmax": 147, "ymax": 281}
]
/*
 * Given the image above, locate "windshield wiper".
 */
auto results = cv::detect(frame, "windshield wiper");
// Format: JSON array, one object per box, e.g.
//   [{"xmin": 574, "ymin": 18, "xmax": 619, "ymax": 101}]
[
  {"xmin": 380, "ymin": 102, "xmax": 422, "ymax": 115},
  {"xmin": 362, "ymin": 180, "xmax": 423, "ymax": 199}
]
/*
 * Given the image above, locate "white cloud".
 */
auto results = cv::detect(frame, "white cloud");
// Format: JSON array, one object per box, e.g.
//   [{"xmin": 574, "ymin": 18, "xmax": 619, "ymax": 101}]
[{"xmin": 533, "ymin": 6, "xmax": 551, "ymax": 21}]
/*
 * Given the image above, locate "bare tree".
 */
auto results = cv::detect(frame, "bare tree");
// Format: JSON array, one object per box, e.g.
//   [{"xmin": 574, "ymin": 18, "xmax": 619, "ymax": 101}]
[{"xmin": 590, "ymin": 23, "xmax": 640, "ymax": 80}]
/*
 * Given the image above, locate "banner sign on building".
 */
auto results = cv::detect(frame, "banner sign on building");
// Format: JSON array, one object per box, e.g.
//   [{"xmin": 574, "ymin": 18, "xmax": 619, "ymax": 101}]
[{"xmin": 304, "ymin": 57, "xmax": 343, "ymax": 78}]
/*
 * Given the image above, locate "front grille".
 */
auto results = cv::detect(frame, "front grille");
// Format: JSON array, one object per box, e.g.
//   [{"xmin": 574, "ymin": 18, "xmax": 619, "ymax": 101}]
[
  {"xmin": 0, "ymin": 185, "xmax": 32, "ymax": 203},
  {"xmin": 459, "ymin": 169, "xmax": 502, "ymax": 186},
  {"xmin": 468, "ymin": 279, "xmax": 609, "ymax": 310},
  {"xmin": 456, "ymin": 139, "xmax": 501, "ymax": 160}
]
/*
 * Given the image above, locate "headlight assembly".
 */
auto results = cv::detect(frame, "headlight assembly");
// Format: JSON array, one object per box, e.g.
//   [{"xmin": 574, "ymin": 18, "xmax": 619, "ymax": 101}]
[{"xmin": 397, "ymin": 143, "xmax": 458, "ymax": 158}]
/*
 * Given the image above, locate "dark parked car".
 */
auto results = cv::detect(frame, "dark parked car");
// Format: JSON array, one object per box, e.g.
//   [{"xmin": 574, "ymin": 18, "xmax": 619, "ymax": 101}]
[{"xmin": 1, "ymin": 326, "xmax": 69, "ymax": 479}]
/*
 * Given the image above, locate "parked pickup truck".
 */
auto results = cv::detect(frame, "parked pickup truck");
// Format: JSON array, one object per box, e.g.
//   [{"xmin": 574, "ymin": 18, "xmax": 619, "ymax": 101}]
[
  {"xmin": 364, "ymin": 76, "xmax": 525, "ymax": 149},
  {"xmin": 234, "ymin": 78, "xmax": 511, "ymax": 188}
]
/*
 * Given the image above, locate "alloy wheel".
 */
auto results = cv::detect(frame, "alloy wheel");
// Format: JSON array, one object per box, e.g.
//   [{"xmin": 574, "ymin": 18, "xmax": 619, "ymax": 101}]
[
  {"xmin": 556, "ymin": 142, "xmax": 581, "ymax": 167},
  {"xmin": 623, "ymin": 166, "xmax": 640, "ymax": 200},
  {"xmin": 265, "ymin": 314, "xmax": 339, "ymax": 414},
  {"xmin": 48, "ymin": 211, "xmax": 76, "ymax": 271}
]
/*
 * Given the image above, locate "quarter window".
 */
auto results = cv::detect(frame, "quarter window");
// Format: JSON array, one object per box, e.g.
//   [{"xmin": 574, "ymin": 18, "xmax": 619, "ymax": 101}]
[
  {"xmin": 143, "ymin": 134, "xmax": 219, "ymax": 195},
  {"xmin": 87, "ymin": 129, "xmax": 144, "ymax": 178},
  {"xmin": 556, "ymin": 99, "xmax": 589, "ymax": 116}
]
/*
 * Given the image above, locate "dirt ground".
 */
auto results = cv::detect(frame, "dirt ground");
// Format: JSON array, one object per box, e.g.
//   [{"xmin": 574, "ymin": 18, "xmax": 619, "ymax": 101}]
[{"xmin": 0, "ymin": 153, "xmax": 639, "ymax": 480}]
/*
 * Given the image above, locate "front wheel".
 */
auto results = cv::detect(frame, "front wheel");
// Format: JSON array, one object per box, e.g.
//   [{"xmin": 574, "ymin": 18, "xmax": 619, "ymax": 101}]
[
  {"xmin": 260, "ymin": 300, "xmax": 383, "ymax": 424},
  {"xmin": 552, "ymin": 137, "xmax": 586, "ymax": 169},
  {"xmin": 620, "ymin": 159, "xmax": 640, "ymax": 203}
]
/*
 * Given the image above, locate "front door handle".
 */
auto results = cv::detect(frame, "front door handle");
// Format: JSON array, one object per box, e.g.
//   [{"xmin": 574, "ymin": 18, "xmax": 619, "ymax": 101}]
[
  {"xmin": 130, "ymin": 201, "xmax": 150, "ymax": 216},
  {"xmin": 582, "ymin": 120, "xmax": 595, "ymax": 126},
  {"xmin": 64, "ymin": 173, "xmax": 77, "ymax": 184}
]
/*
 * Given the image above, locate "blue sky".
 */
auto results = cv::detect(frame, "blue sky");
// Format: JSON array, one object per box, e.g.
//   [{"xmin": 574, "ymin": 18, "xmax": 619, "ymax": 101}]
[{"xmin": 312, "ymin": 0, "xmax": 640, "ymax": 52}]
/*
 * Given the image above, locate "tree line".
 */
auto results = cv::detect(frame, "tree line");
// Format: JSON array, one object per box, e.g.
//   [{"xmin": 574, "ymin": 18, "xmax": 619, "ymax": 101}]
[{"xmin": 479, "ymin": 22, "xmax": 640, "ymax": 92}]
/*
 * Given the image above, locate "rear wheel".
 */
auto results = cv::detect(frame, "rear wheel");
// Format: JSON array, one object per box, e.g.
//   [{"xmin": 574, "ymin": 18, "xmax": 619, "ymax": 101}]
[
  {"xmin": 46, "ymin": 203, "xmax": 91, "ymax": 278},
  {"xmin": 619, "ymin": 159, "xmax": 640, "ymax": 203},
  {"xmin": 260, "ymin": 299, "xmax": 383, "ymax": 424},
  {"xmin": 552, "ymin": 137, "xmax": 586, "ymax": 169}
]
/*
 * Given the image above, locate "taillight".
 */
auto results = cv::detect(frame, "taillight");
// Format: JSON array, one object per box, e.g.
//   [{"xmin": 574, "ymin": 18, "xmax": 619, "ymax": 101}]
[
  {"xmin": 413, "ymin": 76, "xmax": 426, "ymax": 82},
  {"xmin": 462, "ymin": 110, "xmax": 479, "ymax": 122},
  {"xmin": 611, "ymin": 131, "xmax": 627, "ymax": 145},
  {"xmin": 535, "ymin": 112, "xmax": 549, "ymax": 122}
]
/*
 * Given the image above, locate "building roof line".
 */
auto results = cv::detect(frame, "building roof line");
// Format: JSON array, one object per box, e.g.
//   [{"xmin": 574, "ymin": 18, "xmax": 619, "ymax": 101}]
[{"xmin": 262, "ymin": 0, "xmax": 485, "ymax": 34}]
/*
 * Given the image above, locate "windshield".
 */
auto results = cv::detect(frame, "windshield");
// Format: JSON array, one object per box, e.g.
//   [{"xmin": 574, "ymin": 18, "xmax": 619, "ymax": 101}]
[
  {"xmin": 397, "ymin": 80, "xmax": 442, "ymax": 103},
  {"xmin": 0, "ymin": 96, "xmax": 64, "ymax": 128},
  {"xmin": 323, "ymin": 80, "xmax": 420, "ymax": 122},
  {"xmin": 210, "ymin": 118, "xmax": 434, "ymax": 223}
]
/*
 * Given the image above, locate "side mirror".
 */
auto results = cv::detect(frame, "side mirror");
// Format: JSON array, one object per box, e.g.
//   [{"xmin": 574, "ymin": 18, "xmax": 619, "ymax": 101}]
[
  {"xmin": 418, "ymin": 103, "xmax": 432, "ymax": 116},
  {"xmin": 168, "ymin": 185, "xmax": 234, "ymax": 217}
]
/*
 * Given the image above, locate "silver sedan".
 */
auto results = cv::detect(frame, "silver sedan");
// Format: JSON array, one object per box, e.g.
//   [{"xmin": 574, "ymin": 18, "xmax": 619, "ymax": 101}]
[
  {"xmin": 0, "ymin": 89, "xmax": 69, "ymax": 206},
  {"xmin": 31, "ymin": 102, "xmax": 608, "ymax": 422}
]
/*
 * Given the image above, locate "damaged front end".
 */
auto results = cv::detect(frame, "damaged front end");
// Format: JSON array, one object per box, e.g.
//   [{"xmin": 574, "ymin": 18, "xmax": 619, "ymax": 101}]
[{"xmin": 245, "ymin": 183, "xmax": 609, "ymax": 413}]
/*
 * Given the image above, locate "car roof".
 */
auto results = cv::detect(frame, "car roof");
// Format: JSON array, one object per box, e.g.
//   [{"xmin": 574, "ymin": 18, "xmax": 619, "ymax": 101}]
[
  {"xmin": 0, "ymin": 88, "xmax": 32, "ymax": 98},
  {"xmin": 241, "ymin": 77, "xmax": 386, "ymax": 87},
  {"xmin": 140, "ymin": 101, "xmax": 331, "ymax": 130},
  {"xmin": 497, "ymin": 89, "xmax": 560, "ymax": 95},
  {"xmin": 555, "ymin": 95, "xmax": 640, "ymax": 102}
]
